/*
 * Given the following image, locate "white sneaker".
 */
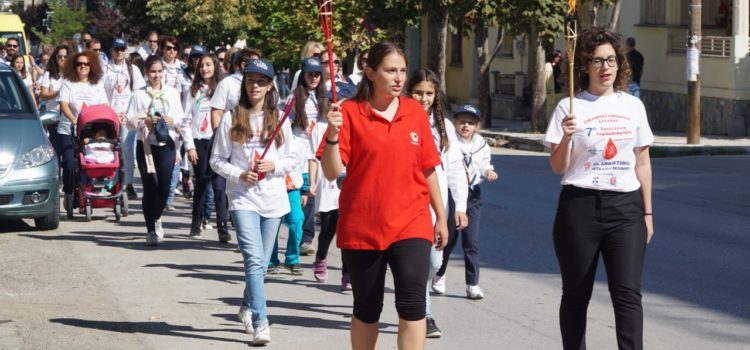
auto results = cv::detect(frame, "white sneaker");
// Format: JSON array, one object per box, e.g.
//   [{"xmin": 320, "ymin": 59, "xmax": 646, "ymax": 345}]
[
  {"xmin": 237, "ymin": 306, "xmax": 253, "ymax": 334},
  {"xmin": 155, "ymin": 219, "xmax": 164, "ymax": 238},
  {"xmin": 146, "ymin": 232, "xmax": 159, "ymax": 246},
  {"xmin": 431, "ymin": 274, "xmax": 446, "ymax": 295},
  {"xmin": 466, "ymin": 284, "xmax": 484, "ymax": 300},
  {"xmin": 201, "ymin": 219, "xmax": 213, "ymax": 230},
  {"xmin": 253, "ymin": 324, "xmax": 271, "ymax": 345}
]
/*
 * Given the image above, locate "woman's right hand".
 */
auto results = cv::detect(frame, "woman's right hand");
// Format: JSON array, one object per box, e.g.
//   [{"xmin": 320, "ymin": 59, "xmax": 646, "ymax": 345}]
[
  {"xmin": 326, "ymin": 102, "xmax": 343, "ymax": 137},
  {"xmin": 561, "ymin": 114, "xmax": 577, "ymax": 138},
  {"xmin": 240, "ymin": 170, "xmax": 259, "ymax": 187}
]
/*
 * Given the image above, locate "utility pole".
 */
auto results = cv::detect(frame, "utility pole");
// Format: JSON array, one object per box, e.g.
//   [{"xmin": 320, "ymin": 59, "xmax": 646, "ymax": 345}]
[{"xmin": 687, "ymin": 0, "xmax": 701, "ymax": 144}]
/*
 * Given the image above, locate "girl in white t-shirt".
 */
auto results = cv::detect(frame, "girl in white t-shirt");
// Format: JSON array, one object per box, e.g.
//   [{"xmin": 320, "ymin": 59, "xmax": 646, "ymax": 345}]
[
  {"xmin": 543, "ymin": 27, "xmax": 654, "ymax": 350},
  {"xmin": 40, "ymin": 45, "xmax": 69, "ymax": 166},
  {"xmin": 59, "ymin": 51, "xmax": 109, "ymax": 210},
  {"xmin": 127, "ymin": 55, "xmax": 185, "ymax": 247},
  {"xmin": 405, "ymin": 68, "xmax": 469, "ymax": 337},
  {"xmin": 210, "ymin": 59, "xmax": 295, "ymax": 345},
  {"xmin": 9, "ymin": 54, "xmax": 36, "ymax": 106}
]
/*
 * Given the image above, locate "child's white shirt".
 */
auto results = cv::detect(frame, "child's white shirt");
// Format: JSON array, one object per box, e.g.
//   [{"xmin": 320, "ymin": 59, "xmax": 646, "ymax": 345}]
[
  {"xmin": 430, "ymin": 113, "xmax": 468, "ymax": 219},
  {"xmin": 457, "ymin": 132, "xmax": 494, "ymax": 190}
]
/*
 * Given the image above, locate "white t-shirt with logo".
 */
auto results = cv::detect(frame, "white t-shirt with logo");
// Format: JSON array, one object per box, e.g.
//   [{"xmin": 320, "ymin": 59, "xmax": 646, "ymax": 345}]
[
  {"xmin": 58, "ymin": 80, "xmax": 108, "ymax": 135},
  {"xmin": 182, "ymin": 83, "xmax": 214, "ymax": 149},
  {"xmin": 544, "ymin": 91, "xmax": 654, "ymax": 192},
  {"xmin": 104, "ymin": 62, "xmax": 145, "ymax": 114},
  {"xmin": 40, "ymin": 72, "xmax": 64, "ymax": 113}
]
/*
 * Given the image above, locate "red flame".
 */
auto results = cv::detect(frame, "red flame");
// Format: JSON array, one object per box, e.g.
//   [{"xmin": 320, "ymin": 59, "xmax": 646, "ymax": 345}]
[
  {"xmin": 200, "ymin": 116, "xmax": 209, "ymax": 133},
  {"xmin": 603, "ymin": 138, "xmax": 618, "ymax": 160}
]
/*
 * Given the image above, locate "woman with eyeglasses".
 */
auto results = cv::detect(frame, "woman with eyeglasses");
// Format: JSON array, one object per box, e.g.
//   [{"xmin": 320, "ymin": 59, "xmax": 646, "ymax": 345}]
[
  {"xmin": 59, "ymin": 51, "xmax": 109, "ymax": 211},
  {"xmin": 544, "ymin": 27, "xmax": 654, "ymax": 350},
  {"xmin": 40, "ymin": 44, "xmax": 69, "ymax": 163},
  {"xmin": 105, "ymin": 39, "xmax": 147, "ymax": 201},
  {"xmin": 127, "ymin": 55, "xmax": 185, "ymax": 246}
]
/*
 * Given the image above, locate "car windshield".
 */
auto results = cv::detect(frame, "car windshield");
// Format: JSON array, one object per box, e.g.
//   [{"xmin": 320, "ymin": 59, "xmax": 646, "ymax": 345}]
[
  {"xmin": 0, "ymin": 32, "xmax": 26, "ymax": 55},
  {"xmin": 0, "ymin": 72, "xmax": 33, "ymax": 116}
]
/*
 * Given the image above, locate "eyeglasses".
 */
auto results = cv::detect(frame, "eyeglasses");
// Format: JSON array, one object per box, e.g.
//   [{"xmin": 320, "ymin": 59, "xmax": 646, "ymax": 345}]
[
  {"xmin": 165, "ymin": 46, "xmax": 178, "ymax": 52},
  {"xmin": 589, "ymin": 56, "xmax": 618, "ymax": 69},
  {"xmin": 6, "ymin": 44, "xmax": 18, "ymax": 48},
  {"xmin": 75, "ymin": 61, "xmax": 90, "ymax": 67},
  {"xmin": 321, "ymin": 59, "xmax": 340, "ymax": 66}
]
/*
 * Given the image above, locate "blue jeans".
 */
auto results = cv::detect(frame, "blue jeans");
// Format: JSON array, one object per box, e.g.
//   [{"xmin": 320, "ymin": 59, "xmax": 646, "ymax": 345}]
[
  {"xmin": 231, "ymin": 210, "xmax": 282, "ymax": 328},
  {"xmin": 204, "ymin": 186, "xmax": 214, "ymax": 219},
  {"xmin": 166, "ymin": 162, "xmax": 180, "ymax": 206},
  {"xmin": 270, "ymin": 189, "xmax": 304, "ymax": 266},
  {"xmin": 121, "ymin": 126, "xmax": 137, "ymax": 186},
  {"xmin": 627, "ymin": 82, "xmax": 641, "ymax": 98}
]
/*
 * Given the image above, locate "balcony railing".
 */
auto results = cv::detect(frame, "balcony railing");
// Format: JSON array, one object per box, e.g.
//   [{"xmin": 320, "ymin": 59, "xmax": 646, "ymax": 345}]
[{"xmin": 669, "ymin": 34, "xmax": 732, "ymax": 58}]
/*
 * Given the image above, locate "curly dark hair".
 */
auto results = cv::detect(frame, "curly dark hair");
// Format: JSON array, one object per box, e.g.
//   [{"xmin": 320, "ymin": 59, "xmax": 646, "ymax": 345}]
[
  {"xmin": 62, "ymin": 51, "xmax": 103, "ymax": 84},
  {"xmin": 568, "ymin": 27, "xmax": 631, "ymax": 94}
]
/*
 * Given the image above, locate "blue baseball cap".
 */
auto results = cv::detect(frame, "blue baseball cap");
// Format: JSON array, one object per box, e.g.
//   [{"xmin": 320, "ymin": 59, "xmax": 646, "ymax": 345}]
[
  {"xmin": 325, "ymin": 81, "xmax": 357, "ymax": 100},
  {"xmin": 189, "ymin": 45, "xmax": 206, "ymax": 57},
  {"xmin": 243, "ymin": 59, "xmax": 275, "ymax": 79},
  {"xmin": 301, "ymin": 58, "xmax": 323, "ymax": 73},
  {"xmin": 453, "ymin": 104, "xmax": 481, "ymax": 119},
  {"xmin": 112, "ymin": 38, "xmax": 127, "ymax": 49}
]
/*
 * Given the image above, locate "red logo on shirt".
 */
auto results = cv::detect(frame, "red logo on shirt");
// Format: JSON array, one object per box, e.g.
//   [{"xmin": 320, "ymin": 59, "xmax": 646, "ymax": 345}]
[
  {"xmin": 603, "ymin": 138, "xmax": 618, "ymax": 160},
  {"xmin": 410, "ymin": 132, "xmax": 419, "ymax": 145}
]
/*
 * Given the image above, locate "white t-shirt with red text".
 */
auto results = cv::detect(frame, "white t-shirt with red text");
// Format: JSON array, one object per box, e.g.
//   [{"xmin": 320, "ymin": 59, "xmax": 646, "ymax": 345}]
[{"xmin": 544, "ymin": 91, "xmax": 654, "ymax": 192}]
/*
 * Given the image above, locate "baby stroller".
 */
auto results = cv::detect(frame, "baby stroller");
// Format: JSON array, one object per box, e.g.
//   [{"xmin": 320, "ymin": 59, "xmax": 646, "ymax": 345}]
[{"xmin": 64, "ymin": 104, "xmax": 128, "ymax": 221}]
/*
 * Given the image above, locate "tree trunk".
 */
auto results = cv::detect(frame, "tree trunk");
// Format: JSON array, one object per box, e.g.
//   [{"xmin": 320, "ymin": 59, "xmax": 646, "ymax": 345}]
[
  {"xmin": 528, "ymin": 24, "xmax": 547, "ymax": 132},
  {"xmin": 608, "ymin": 0, "xmax": 622, "ymax": 31},
  {"xmin": 427, "ymin": 7, "xmax": 448, "ymax": 92},
  {"xmin": 474, "ymin": 20, "xmax": 491, "ymax": 127}
]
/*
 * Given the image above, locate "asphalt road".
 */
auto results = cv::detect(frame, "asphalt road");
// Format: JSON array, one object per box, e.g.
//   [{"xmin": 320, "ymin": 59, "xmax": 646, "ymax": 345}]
[{"xmin": 1, "ymin": 149, "xmax": 748, "ymax": 349}]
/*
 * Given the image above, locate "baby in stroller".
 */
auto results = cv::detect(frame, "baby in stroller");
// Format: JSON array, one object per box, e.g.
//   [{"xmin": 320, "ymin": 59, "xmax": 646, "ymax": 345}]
[{"xmin": 80, "ymin": 124, "xmax": 117, "ymax": 196}]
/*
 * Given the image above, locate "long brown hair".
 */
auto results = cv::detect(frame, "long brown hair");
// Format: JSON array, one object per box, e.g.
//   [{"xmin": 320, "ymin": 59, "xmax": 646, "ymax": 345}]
[
  {"xmin": 569, "ymin": 27, "xmax": 632, "ymax": 94},
  {"xmin": 406, "ymin": 68, "xmax": 449, "ymax": 152},
  {"xmin": 190, "ymin": 54, "xmax": 221, "ymax": 98},
  {"xmin": 48, "ymin": 44, "xmax": 69, "ymax": 80},
  {"xmin": 354, "ymin": 41, "xmax": 407, "ymax": 102},
  {"xmin": 292, "ymin": 71, "xmax": 326, "ymax": 132},
  {"xmin": 231, "ymin": 74, "xmax": 284, "ymax": 147},
  {"xmin": 62, "ymin": 51, "xmax": 103, "ymax": 84},
  {"xmin": 7, "ymin": 54, "xmax": 27, "ymax": 79}
]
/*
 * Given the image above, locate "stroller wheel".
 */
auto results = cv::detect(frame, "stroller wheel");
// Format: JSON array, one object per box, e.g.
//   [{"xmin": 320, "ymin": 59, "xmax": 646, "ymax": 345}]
[
  {"xmin": 121, "ymin": 193, "xmax": 129, "ymax": 217},
  {"xmin": 115, "ymin": 201, "xmax": 121, "ymax": 221},
  {"xmin": 85, "ymin": 203, "xmax": 92, "ymax": 222}
]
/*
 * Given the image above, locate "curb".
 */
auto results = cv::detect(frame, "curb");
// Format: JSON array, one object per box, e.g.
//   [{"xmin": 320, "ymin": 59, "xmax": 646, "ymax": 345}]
[{"xmin": 480, "ymin": 130, "xmax": 750, "ymax": 157}]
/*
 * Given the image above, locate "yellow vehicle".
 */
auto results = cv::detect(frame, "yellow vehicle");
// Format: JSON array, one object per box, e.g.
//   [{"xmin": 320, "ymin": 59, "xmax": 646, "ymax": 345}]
[{"xmin": 0, "ymin": 12, "xmax": 31, "ymax": 66}]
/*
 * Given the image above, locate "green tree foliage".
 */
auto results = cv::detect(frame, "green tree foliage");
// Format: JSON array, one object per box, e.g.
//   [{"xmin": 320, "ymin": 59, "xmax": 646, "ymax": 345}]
[
  {"xmin": 32, "ymin": 0, "xmax": 91, "ymax": 47},
  {"xmin": 18, "ymin": 3, "xmax": 51, "ymax": 43},
  {"xmin": 89, "ymin": 0, "xmax": 131, "ymax": 44}
]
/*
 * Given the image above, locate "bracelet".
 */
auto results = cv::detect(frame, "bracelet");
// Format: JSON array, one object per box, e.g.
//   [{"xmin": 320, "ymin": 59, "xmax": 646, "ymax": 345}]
[
  {"xmin": 644, "ymin": 213, "xmax": 653, "ymax": 216},
  {"xmin": 326, "ymin": 138, "xmax": 339, "ymax": 145}
]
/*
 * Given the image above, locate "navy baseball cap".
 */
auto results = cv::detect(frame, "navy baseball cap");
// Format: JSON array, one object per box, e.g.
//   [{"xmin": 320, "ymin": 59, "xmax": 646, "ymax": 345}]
[
  {"xmin": 190, "ymin": 45, "xmax": 206, "ymax": 57},
  {"xmin": 453, "ymin": 104, "xmax": 481, "ymax": 119},
  {"xmin": 112, "ymin": 38, "xmax": 127, "ymax": 49},
  {"xmin": 301, "ymin": 58, "xmax": 322, "ymax": 73},
  {"xmin": 243, "ymin": 59, "xmax": 275, "ymax": 79},
  {"xmin": 325, "ymin": 81, "xmax": 357, "ymax": 100}
]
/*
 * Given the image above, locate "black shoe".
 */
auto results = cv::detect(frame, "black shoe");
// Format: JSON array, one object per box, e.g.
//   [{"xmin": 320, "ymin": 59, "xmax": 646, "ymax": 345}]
[
  {"xmin": 189, "ymin": 217, "xmax": 202, "ymax": 238},
  {"xmin": 285, "ymin": 264, "xmax": 303, "ymax": 275},
  {"xmin": 426, "ymin": 317, "xmax": 442, "ymax": 338},
  {"xmin": 126, "ymin": 185, "xmax": 138, "ymax": 200},
  {"xmin": 217, "ymin": 221, "xmax": 231, "ymax": 243}
]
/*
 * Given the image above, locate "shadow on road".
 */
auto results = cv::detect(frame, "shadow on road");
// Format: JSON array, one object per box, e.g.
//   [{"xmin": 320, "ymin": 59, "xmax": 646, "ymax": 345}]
[
  {"xmin": 21, "ymin": 231, "xmax": 238, "ymax": 252},
  {"xmin": 49, "ymin": 318, "xmax": 247, "ymax": 344}
]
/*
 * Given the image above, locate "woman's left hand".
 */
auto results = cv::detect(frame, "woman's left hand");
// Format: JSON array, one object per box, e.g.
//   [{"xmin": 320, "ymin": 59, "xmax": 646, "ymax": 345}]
[
  {"xmin": 187, "ymin": 149, "xmax": 198, "ymax": 165},
  {"xmin": 455, "ymin": 211, "xmax": 468, "ymax": 230},
  {"xmin": 645, "ymin": 215, "xmax": 654, "ymax": 244},
  {"xmin": 255, "ymin": 159, "xmax": 275, "ymax": 173},
  {"xmin": 163, "ymin": 116, "xmax": 174, "ymax": 127},
  {"xmin": 434, "ymin": 218, "xmax": 449, "ymax": 250}
]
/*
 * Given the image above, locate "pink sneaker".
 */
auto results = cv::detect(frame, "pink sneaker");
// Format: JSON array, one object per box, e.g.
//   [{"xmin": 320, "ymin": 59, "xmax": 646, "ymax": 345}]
[
  {"xmin": 313, "ymin": 258, "xmax": 328, "ymax": 282},
  {"xmin": 341, "ymin": 273, "xmax": 352, "ymax": 291}
]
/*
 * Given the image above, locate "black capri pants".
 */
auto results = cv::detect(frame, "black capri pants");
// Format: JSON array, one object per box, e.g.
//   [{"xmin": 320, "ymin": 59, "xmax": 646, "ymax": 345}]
[
  {"xmin": 342, "ymin": 238, "xmax": 431, "ymax": 323},
  {"xmin": 553, "ymin": 185, "xmax": 647, "ymax": 350}
]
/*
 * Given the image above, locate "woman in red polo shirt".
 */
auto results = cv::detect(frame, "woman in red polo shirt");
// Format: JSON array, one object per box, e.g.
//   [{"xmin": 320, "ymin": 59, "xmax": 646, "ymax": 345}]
[{"xmin": 320, "ymin": 41, "xmax": 449, "ymax": 349}]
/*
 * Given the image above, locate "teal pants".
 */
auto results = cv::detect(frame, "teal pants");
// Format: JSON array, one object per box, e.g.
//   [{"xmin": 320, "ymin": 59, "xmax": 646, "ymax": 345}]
[{"xmin": 270, "ymin": 189, "xmax": 304, "ymax": 266}]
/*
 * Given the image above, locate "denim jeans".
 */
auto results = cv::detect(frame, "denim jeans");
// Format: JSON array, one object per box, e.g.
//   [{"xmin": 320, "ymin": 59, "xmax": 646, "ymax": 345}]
[
  {"xmin": 231, "ymin": 210, "xmax": 282, "ymax": 328},
  {"xmin": 627, "ymin": 82, "xmax": 641, "ymax": 99},
  {"xmin": 270, "ymin": 189, "xmax": 304, "ymax": 266},
  {"xmin": 166, "ymin": 162, "xmax": 180, "ymax": 206},
  {"xmin": 425, "ymin": 245, "xmax": 443, "ymax": 318},
  {"xmin": 121, "ymin": 126, "xmax": 137, "ymax": 186}
]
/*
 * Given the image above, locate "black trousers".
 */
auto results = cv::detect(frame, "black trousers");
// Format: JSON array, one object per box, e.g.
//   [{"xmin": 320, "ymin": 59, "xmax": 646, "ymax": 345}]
[
  {"xmin": 191, "ymin": 138, "xmax": 228, "ymax": 224},
  {"xmin": 301, "ymin": 195, "xmax": 316, "ymax": 244},
  {"xmin": 342, "ymin": 238, "xmax": 431, "ymax": 323},
  {"xmin": 55, "ymin": 131, "xmax": 76, "ymax": 195},
  {"xmin": 437, "ymin": 187, "xmax": 483, "ymax": 286},
  {"xmin": 136, "ymin": 140, "xmax": 176, "ymax": 233},
  {"xmin": 553, "ymin": 185, "xmax": 647, "ymax": 350},
  {"xmin": 315, "ymin": 209, "xmax": 347, "ymax": 274}
]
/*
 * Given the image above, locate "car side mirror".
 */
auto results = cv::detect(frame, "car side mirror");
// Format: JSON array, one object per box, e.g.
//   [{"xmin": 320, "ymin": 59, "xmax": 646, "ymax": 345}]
[{"xmin": 39, "ymin": 111, "xmax": 58, "ymax": 126}]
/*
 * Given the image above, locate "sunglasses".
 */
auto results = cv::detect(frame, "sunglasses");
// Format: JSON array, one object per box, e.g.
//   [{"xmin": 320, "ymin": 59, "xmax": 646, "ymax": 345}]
[
  {"xmin": 92, "ymin": 48, "xmax": 101, "ymax": 52},
  {"xmin": 6, "ymin": 44, "xmax": 18, "ymax": 48},
  {"xmin": 218, "ymin": 58, "xmax": 224, "ymax": 62},
  {"xmin": 148, "ymin": 40, "xmax": 158, "ymax": 43},
  {"xmin": 57, "ymin": 55, "xmax": 67, "ymax": 60},
  {"xmin": 75, "ymin": 61, "xmax": 90, "ymax": 67},
  {"xmin": 165, "ymin": 46, "xmax": 178, "ymax": 52},
  {"xmin": 114, "ymin": 47, "xmax": 126, "ymax": 52},
  {"xmin": 321, "ymin": 59, "xmax": 340, "ymax": 66}
]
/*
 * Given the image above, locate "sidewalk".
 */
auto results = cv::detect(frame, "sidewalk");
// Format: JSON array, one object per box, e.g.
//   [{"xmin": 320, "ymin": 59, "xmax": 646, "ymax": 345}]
[{"xmin": 481, "ymin": 119, "xmax": 750, "ymax": 157}]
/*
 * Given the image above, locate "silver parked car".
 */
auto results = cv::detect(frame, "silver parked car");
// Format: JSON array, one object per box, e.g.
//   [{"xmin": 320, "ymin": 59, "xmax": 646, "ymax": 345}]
[{"xmin": 0, "ymin": 63, "xmax": 60, "ymax": 230}]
